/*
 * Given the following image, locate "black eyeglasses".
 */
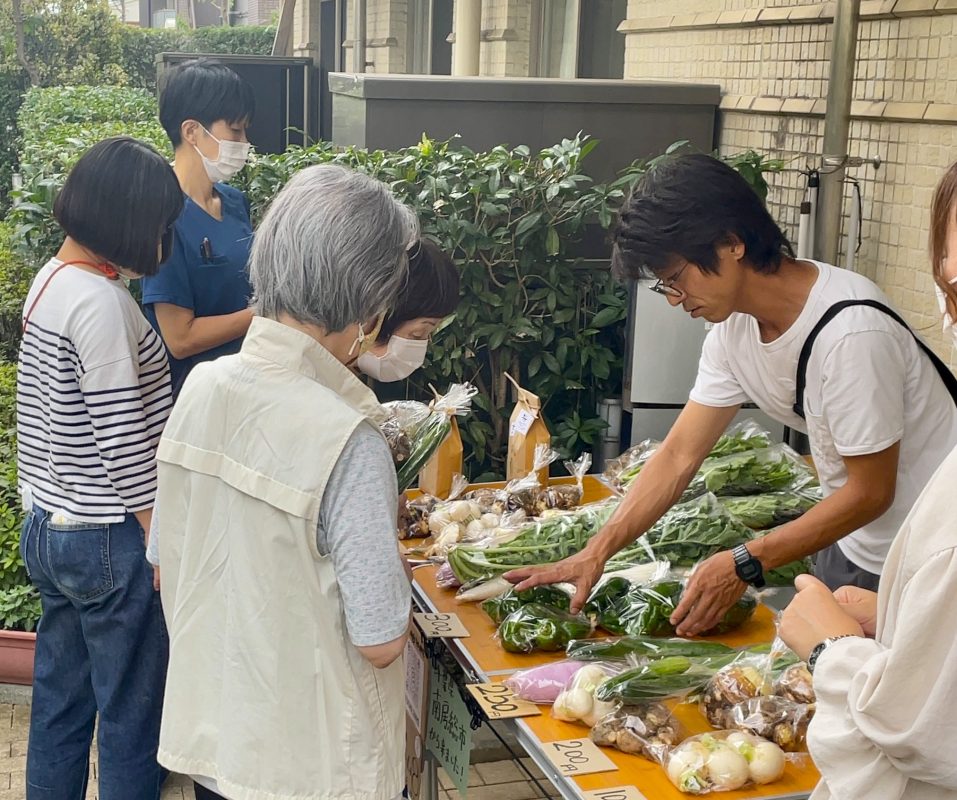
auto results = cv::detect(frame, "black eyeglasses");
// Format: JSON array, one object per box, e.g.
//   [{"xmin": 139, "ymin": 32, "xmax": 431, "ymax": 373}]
[{"xmin": 649, "ymin": 261, "xmax": 690, "ymax": 297}]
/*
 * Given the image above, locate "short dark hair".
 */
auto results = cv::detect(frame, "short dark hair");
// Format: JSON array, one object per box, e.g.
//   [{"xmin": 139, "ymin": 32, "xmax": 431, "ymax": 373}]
[
  {"xmin": 611, "ymin": 152, "xmax": 794, "ymax": 281},
  {"xmin": 54, "ymin": 136, "xmax": 184, "ymax": 277},
  {"xmin": 379, "ymin": 238, "xmax": 460, "ymax": 341},
  {"xmin": 159, "ymin": 59, "xmax": 255, "ymax": 148}
]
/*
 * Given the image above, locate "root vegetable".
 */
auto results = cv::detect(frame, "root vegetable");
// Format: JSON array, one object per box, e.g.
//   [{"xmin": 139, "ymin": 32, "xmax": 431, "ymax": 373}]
[
  {"xmin": 748, "ymin": 742, "xmax": 786, "ymax": 784},
  {"xmin": 705, "ymin": 744, "xmax": 750, "ymax": 791}
]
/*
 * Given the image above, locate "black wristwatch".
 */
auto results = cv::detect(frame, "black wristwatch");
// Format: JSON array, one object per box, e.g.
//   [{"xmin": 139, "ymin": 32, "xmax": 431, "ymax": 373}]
[
  {"xmin": 807, "ymin": 634, "xmax": 856, "ymax": 674},
  {"xmin": 732, "ymin": 543, "xmax": 766, "ymax": 588}
]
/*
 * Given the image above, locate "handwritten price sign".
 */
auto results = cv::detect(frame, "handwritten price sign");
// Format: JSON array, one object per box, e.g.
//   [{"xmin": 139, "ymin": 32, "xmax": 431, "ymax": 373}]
[
  {"xmin": 466, "ymin": 683, "xmax": 541, "ymax": 720},
  {"xmin": 413, "ymin": 612, "xmax": 470, "ymax": 639},
  {"xmin": 541, "ymin": 738, "xmax": 617, "ymax": 777},
  {"xmin": 582, "ymin": 787, "xmax": 647, "ymax": 800}
]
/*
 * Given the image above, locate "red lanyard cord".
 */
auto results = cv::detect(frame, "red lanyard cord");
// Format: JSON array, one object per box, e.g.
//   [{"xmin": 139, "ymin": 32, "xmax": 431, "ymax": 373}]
[{"xmin": 22, "ymin": 260, "xmax": 119, "ymax": 333}]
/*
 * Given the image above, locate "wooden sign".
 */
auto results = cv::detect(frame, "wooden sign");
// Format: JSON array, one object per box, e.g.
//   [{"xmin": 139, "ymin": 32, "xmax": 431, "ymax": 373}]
[
  {"xmin": 582, "ymin": 787, "xmax": 647, "ymax": 800},
  {"xmin": 466, "ymin": 683, "xmax": 542, "ymax": 720},
  {"xmin": 413, "ymin": 612, "xmax": 470, "ymax": 639},
  {"xmin": 540, "ymin": 738, "xmax": 618, "ymax": 777}
]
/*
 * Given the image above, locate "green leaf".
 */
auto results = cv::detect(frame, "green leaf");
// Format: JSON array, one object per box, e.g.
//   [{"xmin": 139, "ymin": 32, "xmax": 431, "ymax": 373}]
[
  {"xmin": 515, "ymin": 211, "xmax": 543, "ymax": 238},
  {"xmin": 592, "ymin": 307, "xmax": 623, "ymax": 329},
  {"xmin": 546, "ymin": 227, "xmax": 560, "ymax": 256}
]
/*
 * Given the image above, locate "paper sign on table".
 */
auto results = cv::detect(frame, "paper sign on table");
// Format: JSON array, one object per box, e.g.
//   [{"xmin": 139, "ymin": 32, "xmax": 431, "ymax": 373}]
[
  {"xmin": 414, "ymin": 612, "xmax": 470, "ymax": 639},
  {"xmin": 466, "ymin": 683, "xmax": 541, "ymax": 720},
  {"xmin": 540, "ymin": 738, "xmax": 618, "ymax": 777},
  {"xmin": 582, "ymin": 787, "xmax": 647, "ymax": 800}
]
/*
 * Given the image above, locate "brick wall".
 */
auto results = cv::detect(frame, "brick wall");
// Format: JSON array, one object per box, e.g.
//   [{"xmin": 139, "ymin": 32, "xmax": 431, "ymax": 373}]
[{"xmin": 623, "ymin": 0, "xmax": 957, "ymax": 360}]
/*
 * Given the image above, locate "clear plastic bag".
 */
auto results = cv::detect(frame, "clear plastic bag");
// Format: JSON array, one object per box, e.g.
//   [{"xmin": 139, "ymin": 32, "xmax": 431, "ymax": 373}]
[
  {"xmin": 594, "ymin": 657, "xmax": 718, "ymax": 705},
  {"xmin": 773, "ymin": 662, "xmax": 815, "ymax": 705},
  {"xmin": 540, "ymin": 452, "xmax": 592, "ymax": 512},
  {"xmin": 398, "ymin": 492, "xmax": 438, "ymax": 539},
  {"xmin": 503, "ymin": 660, "xmax": 586, "ymax": 704},
  {"xmin": 481, "ymin": 584, "xmax": 572, "ymax": 625},
  {"xmin": 665, "ymin": 731, "xmax": 787, "ymax": 793},
  {"xmin": 551, "ymin": 662, "xmax": 624, "ymax": 727},
  {"xmin": 496, "ymin": 603, "xmax": 593, "ymax": 654},
  {"xmin": 707, "ymin": 420, "xmax": 773, "ymax": 459},
  {"xmin": 380, "ymin": 400, "xmax": 432, "ymax": 467},
  {"xmin": 500, "ymin": 444, "xmax": 561, "ymax": 515},
  {"xmin": 601, "ymin": 438, "xmax": 661, "ymax": 493},
  {"xmin": 590, "ymin": 702, "xmax": 685, "ymax": 763},
  {"xmin": 394, "ymin": 383, "xmax": 477, "ymax": 492},
  {"xmin": 718, "ymin": 489, "xmax": 819, "ymax": 530},
  {"xmin": 685, "ymin": 444, "xmax": 817, "ymax": 500},
  {"xmin": 726, "ymin": 696, "xmax": 811, "ymax": 751},
  {"xmin": 434, "ymin": 561, "xmax": 460, "ymax": 589},
  {"xmin": 699, "ymin": 657, "xmax": 772, "ymax": 729}
]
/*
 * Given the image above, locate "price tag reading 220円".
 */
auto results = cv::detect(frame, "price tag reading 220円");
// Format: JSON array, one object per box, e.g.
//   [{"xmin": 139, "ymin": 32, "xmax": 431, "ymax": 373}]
[
  {"xmin": 466, "ymin": 683, "xmax": 541, "ymax": 720},
  {"xmin": 413, "ymin": 612, "xmax": 470, "ymax": 639},
  {"xmin": 541, "ymin": 738, "xmax": 617, "ymax": 777}
]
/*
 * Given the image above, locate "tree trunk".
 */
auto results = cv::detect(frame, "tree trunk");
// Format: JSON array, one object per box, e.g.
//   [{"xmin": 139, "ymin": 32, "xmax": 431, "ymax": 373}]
[{"xmin": 10, "ymin": 0, "xmax": 40, "ymax": 86}]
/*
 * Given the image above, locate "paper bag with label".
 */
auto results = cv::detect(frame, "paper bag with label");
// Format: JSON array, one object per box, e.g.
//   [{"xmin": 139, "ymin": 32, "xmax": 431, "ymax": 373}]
[
  {"xmin": 506, "ymin": 375, "xmax": 551, "ymax": 483},
  {"xmin": 418, "ymin": 416, "xmax": 463, "ymax": 498}
]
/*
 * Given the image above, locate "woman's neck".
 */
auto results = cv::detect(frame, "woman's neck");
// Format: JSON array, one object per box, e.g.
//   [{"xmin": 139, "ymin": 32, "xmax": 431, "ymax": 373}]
[{"xmin": 55, "ymin": 238, "xmax": 108, "ymax": 275}]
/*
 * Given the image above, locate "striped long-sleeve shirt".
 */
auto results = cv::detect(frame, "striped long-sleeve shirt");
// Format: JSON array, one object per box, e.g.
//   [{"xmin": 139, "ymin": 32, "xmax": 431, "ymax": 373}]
[{"xmin": 17, "ymin": 259, "xmax": 172, "ymax": 523}]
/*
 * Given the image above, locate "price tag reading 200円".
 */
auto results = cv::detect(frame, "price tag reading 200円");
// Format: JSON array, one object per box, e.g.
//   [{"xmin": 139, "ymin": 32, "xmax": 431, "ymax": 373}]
[{"xmin": 541, "ymin": 738, "xmax": 617, "ymax": 777}]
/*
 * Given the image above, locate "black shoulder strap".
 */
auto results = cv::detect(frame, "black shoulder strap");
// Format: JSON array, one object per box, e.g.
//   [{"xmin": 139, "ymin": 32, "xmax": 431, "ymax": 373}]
[{"xmin": 793, "ymin": 299, "xmax": 957, "ymax": 419}]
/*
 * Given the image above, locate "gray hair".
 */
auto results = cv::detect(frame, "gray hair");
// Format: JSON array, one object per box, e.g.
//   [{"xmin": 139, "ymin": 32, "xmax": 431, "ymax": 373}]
[{"xmin": 249, "ymin": 164, "xmax": 417, "ymax": 331}]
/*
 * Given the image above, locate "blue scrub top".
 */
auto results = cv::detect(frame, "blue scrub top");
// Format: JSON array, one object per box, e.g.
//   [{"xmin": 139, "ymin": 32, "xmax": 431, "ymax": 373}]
[{"xmin": 142, "ymin": 183, "xmax": 253, "ymax": 397}]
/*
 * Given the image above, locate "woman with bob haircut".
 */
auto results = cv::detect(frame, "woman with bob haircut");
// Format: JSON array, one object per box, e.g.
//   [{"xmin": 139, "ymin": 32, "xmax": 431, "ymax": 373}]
[
  {"xmin": 16, "ymin": 136, "xmax": 182, "ymax": 800},
  {"xmin": 143, "ymin": 58, "xmax": 257, "ymax": 398},
  {"xmin": 153, "ymin": 163, "xmax": 417, "ymax": 800}
]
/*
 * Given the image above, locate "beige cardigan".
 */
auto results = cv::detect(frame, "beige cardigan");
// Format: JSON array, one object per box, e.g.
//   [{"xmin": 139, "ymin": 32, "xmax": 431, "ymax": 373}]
[{"xmin": 809, "ymin": 444, "xmax": 957, "ymax": 799}]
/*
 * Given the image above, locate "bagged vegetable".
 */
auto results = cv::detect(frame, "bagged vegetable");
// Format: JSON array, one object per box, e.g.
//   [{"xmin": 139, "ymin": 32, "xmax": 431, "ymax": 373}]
[
  {"xmin": 398, "ymin": 492, "xmax": 438, "ymax": 539},
  {"xmin": 726, "ymin": 696, "xmax": 811, "ymax": 751},
  {"xmin": 567, "ymin": 636, "xmax": 737, "ymax": 663},
  {"xmin": 615, "ymin": 494, "xmax": 755, "ymax": 568},
  {"xmin": 707, "ymin": 419, "xmax": 773, "ymax": 459},
  {"xmin": 597, "ymin": 578, "xmax": 757, "ymax": 638},
  {"xmin": 552, "ymin": 663, "xmax": 622, "ymax": 727},
  {"xmin": 665, "ymin": 731, "xmax": 786, "ymax": 793},
  {"xmin": 496, "ymin": 603, "xmax": 593, "ymax": 654},
  {"xmin": 394, "ymin": 383, "xmax": 477, "ymax": 493},
  {"xmin": 774, "ymin": 662, "xmax": 815, "ymax": 705},
  {"xmin": 719, "ymin": 489, "xmax": 818, "ymax": 530},
  {"xmin": 590, "ymin": 702, "xmax": 685, "ymax": 762},
  {"xmin": 595, "ymin": 656, "xmax": 716, "ymax": 704},
  {"xmin": 435, "ymin": 561, "xmax": 461, "ymax": 589},
  {"xmin": 699, "ymin": 659, "xmax": 771, "ymax": 729},
  {"xmin": 380, "ymin": 400, "xmax": 432, "ymax": 467},
  {"xmin": 684, "ymin": 444, "xmax": 816, "ymax": 500},
  {"xmin": 454, "ymin": 576, "xmax": 513, "ymax": 603},
  {"xmin": 540, "ymin": 452, "xmax": 592, "ymax": 512},
  {"xmin": 481, "ymin": 585, "xmax": 571, "ymax": 624},
  {"xmin": 504, "ymin": 660, "xmax": 586, "ymax": 704},
  {"xmin": 601, "ymin": 438, "xmax": 661, "ymax": 493},
  {"xmin": 447, "ymin": 499, "xmax": 619, "ymax": 585}
]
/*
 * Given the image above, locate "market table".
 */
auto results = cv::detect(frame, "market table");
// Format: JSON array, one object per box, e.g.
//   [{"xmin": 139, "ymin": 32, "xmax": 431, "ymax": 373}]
[{"xmin": 407, "ymin": 476, "xmax": 820, "ymax": 800}]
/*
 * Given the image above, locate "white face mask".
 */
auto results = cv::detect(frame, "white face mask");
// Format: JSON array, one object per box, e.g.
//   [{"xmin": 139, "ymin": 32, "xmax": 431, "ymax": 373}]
[
  {"xmin": 194, "ymin": 125, "xmax": 251, "ymax": 183},
  {"xmin": 935, "ymin": 275, "xmax": 957, "ymax": 346},
  {"xmin": 356, "ymin": 336, "xmax": 429, "ymax": 382}
]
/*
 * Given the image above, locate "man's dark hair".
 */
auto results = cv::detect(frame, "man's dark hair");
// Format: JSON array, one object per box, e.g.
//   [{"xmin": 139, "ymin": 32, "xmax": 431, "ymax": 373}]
[
  {"xmin": 611, "ymin": 152, "xmax": 794, "ymax": 281},
  {"xmin": 54, "ymin": 137, "xmax": 184, "ymax": 277},
  {"xmin": 159, "ymin": 59, "xmax": 255, "ymax": 148},
  {"xmin": 379, "ymin": 238, "xmax": 460, "ymax": 341}
]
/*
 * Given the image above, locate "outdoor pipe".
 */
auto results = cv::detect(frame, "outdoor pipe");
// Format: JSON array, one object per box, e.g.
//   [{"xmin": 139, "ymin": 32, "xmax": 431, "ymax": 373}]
[
  {"xmin": 352, "ymin": 0, "xmax": 367, "ymax": 73},
  {"xmin": 452, "ymin": 0, "xmax": 482, "ymax": 76},
  {"xmin": 816, "ymin": 0, "xmax": 860, "ymax": 266}
]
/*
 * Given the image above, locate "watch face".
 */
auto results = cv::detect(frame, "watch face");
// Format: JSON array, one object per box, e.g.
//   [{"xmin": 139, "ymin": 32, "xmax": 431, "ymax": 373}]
[{"xmin": 740, "ymin": 561, "xmax": 761, "ymax": 581}]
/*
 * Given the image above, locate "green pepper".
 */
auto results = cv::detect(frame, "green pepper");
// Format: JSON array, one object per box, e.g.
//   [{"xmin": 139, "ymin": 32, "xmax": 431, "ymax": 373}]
[
  {"xmin": 481, "ymin": 585, "xmax": 571, "ymax": 624},
  {"xmin": 583, "ymin": 577, "xmax": 632, "ymax": 620},
  {"xmin": 497, "ymin": 603, "xmax": 592, "ymax": 654}
]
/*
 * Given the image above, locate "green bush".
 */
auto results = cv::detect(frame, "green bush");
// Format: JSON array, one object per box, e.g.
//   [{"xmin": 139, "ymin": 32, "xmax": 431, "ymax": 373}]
[
  {"xmin": 17, "ymin": 84, "xmax": 158, "ymax": 126},
  {"xmin": 0, "ymin": 361, "xmax": 39, "ymax": 632},
  {"xmin": 0, "ymin": 223, "xmax": 31, "ymax": 362}
]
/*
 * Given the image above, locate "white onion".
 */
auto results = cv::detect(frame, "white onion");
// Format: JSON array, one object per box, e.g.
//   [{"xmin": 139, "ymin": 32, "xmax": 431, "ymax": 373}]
[
  {"xmin": 705, "ymin": 745, "xmax": 750, "ymax": 791},
  {"xmin": 748, "ymin": 742, "xmax": 786, "ymax": 785}
]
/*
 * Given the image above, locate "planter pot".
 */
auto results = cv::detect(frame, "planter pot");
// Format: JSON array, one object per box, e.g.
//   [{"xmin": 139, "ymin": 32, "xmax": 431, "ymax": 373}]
[{"xmin": 0, "ymin": 629, "xmax": 36, "ymax": 685}]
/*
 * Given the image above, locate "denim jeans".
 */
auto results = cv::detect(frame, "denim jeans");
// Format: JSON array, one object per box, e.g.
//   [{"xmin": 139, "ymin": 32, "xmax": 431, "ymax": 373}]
[{"xmin": 20, "ymin": 506, "xmax": 168, "ymax": 800}]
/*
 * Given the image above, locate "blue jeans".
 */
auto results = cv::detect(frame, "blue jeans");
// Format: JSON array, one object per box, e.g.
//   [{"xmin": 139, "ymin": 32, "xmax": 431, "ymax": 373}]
[{"xmin": 20, "ymin": 507, "xmax": 168, "ymax": 800}]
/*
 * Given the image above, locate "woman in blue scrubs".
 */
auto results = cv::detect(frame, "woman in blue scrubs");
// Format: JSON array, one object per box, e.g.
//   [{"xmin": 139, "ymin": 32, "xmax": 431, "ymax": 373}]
[{"xmin": 143, "ymin": 59, "xmax": 256, "ymax": 398}]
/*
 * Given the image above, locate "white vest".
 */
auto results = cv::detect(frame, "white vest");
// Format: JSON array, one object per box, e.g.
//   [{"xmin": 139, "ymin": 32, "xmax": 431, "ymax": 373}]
[{"xmin": 155, "ymin": 317, "xmax": 405, "ymax": 800}]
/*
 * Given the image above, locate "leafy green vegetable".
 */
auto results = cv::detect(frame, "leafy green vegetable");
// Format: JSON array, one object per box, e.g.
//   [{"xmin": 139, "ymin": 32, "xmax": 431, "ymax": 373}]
[
  {"xmin": 597, "ymin": 579, "xmax": 757, "ymax": 638},
  {"xmin": 613, "ymin": 494, "xmax": 754, "ymax": 568},
  {"xmin": 764, "ymin": 557, "xmax": 814, "ymax": 587},
  {"xmin": 719, "ymin": 491, "xmax": 817, "ymax": 529},
  {"xmin": 595, "ymin": 656, "xmax": 715, "ymax": 703},
  {"xmin": 481, "ymin": 585, "xmax": 570, "ymax": 624},
  {"xmin": 497, "ymin": 603, "xmax": 592, "ymax": 653},
  {"xmin": 447, "ymin": 500, "xmax": 619, "ymax": 584},
  {"xmin": 687, "ymin": 446, "xmax": 814, "ymax": 499}
]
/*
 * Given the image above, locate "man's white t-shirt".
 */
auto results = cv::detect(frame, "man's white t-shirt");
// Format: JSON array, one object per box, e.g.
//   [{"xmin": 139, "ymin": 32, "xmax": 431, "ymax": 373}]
[{"xmin": 689, "ymin": 261, "xmax": 957, "ymax": 574}]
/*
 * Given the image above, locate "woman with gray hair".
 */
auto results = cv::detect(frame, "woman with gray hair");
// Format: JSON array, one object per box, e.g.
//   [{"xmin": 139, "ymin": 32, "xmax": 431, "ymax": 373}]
[{"xmin": 150, "ymin": 164, "xmax": 418, "ymax": 800}]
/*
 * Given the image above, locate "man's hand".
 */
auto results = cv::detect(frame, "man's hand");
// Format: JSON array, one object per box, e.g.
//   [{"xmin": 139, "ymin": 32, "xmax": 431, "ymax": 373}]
[
  {"xmin": 670, "ymin": 551, "xmax": 746, "ymax": 636},
  {"xmin": 505, "ymin": 549, "xmax": 605, "ymax": 614},
  {"xmin": 833, "ymin": 584, "xmax": 879, "ymax": 637},
  {"xmin": 779, "ymin": 575, "xmax": 864, "ymax": 660}
]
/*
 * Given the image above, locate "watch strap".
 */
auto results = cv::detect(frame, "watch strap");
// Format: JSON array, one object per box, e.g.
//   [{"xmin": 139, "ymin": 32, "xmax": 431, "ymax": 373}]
[{"xmin": 808, "ymin": 634, "xmax": 857, "ymax": 674}]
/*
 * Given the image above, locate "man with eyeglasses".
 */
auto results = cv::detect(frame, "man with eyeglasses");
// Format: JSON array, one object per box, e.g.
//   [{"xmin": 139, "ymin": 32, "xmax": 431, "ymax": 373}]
[{"xmin": 507, "ymin": 153, "xmax": 957, "ymax": 636}]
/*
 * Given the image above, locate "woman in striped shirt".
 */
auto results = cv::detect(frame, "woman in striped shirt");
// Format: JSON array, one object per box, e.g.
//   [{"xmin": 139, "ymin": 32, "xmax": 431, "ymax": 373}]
[{"xmin": 16, "ymin": 137, "xmax": 183, "ymax": 800}]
